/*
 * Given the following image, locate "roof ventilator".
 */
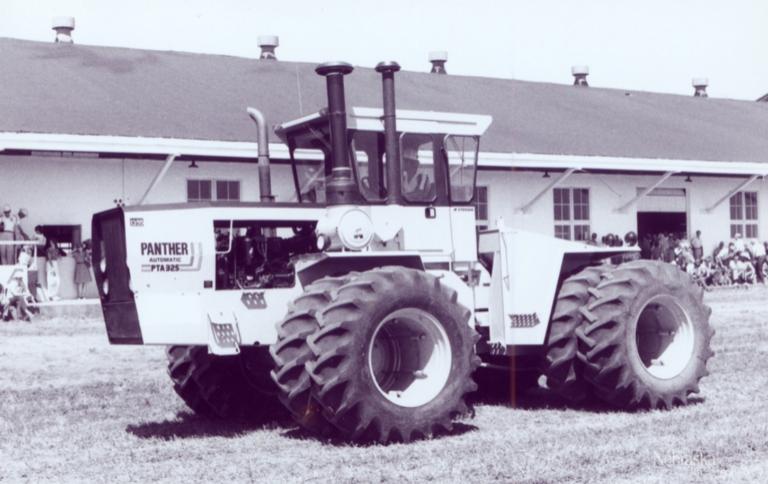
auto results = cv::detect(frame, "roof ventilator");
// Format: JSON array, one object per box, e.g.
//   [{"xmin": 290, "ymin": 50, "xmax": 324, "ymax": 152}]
[
  {"xmin": 258, "ymin": 35, "xmax": 279, "ymax": 60},
  {"xmin": 692, "ymin": 78, "xmax": 708, "ymax": 97},
  {"xmin": 572, "ymin": 65, "xmax": 589, "ymax": 86},
  {"xmin": 429, "ymin": 51, "xmax": 447, "ymax": 74},
  {"xmin": 52, "ymin": 16, "xmax": 75, "ymax": 44}
]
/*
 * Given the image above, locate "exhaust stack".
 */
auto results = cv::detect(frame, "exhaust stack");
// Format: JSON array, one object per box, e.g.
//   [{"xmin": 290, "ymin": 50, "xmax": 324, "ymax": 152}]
[
  {"xmin": 375, "ymin": 61, "xmax": 403, "ymax": 204},
  {"xmin": 315, "ymin": 61, "xmax": 359, "ymax": 205},
  {"xmin": 246, "ymin": 107, "xmax": 274, "ymax": 202}
]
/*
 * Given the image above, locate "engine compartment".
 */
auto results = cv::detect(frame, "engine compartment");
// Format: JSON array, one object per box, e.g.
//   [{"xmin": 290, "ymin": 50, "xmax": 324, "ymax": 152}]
[{"xmin": 214, "ymin": 220, "xmax": 317, "ymax": 290}]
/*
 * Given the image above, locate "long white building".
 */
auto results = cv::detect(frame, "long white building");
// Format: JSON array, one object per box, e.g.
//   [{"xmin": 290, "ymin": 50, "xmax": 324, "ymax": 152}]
[{"xmin": 2, "ymin": 35, "xmax": 768, "ymax": 256}]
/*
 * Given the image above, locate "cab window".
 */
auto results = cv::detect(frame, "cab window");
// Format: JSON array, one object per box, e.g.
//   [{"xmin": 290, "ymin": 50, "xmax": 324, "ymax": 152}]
[
  {"xmin": 293, "ymin": 157, "xmax": 326, "ymax": 203},
  {"xmin": 445, "ymin": 135, "xmax": 479, "ymax": 203},
  {"xmin": 400, "ymin": 133, "xmax": 436, "ymax": 203},
  {"xmin": 350, "ymin": 131, "xmax": 386, "ymax": 202}
]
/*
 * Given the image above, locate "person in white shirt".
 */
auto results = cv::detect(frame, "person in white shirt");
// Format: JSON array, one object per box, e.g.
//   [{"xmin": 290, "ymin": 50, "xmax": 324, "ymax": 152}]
[
  {"xmin": 750, "ymin": 239, "xmax": 767, "ymax": 283},
  {"xmin": 732, "ymin": 233, "xmax": 746, "ymax": 254},
  {"xmin": 0, "ymin": 205, "xmax": 18, "ymax": 265}
]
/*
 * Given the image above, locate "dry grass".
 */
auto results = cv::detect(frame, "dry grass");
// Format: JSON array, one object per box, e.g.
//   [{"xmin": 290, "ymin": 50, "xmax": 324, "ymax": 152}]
[{"xmin": 1, "ymin": 287, "xmax": 768, "ymax": 483}]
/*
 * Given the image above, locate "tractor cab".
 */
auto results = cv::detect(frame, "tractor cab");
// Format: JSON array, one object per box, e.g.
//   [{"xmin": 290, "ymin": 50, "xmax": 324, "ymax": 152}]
[{"xmin": 275, "ymin": 107, "xmax": 491, "ymax": 207}]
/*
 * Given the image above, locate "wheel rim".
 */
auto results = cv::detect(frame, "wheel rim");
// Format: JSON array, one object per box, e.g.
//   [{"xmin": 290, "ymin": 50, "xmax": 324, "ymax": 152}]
[
  {"xmin": 634, "ymin": 294, "xmax": 695, "ymax": 379},
  {"xmin": 368, "ymin": 308, "xmax": 452, "ymax": 408}
]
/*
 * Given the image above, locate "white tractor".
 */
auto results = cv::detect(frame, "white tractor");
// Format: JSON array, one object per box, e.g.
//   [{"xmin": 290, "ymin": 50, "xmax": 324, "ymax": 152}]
[{"xmin": 92, "ymin": 61, "xmax": 715, "ymax": 443}]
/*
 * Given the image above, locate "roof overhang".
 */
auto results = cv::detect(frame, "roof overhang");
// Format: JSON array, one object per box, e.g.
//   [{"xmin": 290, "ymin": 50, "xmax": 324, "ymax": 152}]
[
  {"xmin": 480, "ymin": 152, "xmax": 768, "ymax": 177},
  {"xmin": 1, "ymin": 132, "xmax": 766, "ymax": 177}
]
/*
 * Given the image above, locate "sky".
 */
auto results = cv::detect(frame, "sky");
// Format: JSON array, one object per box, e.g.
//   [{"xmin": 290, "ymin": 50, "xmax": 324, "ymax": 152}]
[{"xmin": 1, "ymin": 0, "xmax": 767, "ymax": 100}]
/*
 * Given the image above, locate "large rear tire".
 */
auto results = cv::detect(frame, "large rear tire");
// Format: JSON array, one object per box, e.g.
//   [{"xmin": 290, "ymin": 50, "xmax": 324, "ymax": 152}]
[
  {"xmin": 269, "ymin": 275, "xmax": 350, "ymax": 434},
  {"xmin": 542, "ymin": 266, "xmax": 606, "ymax": 403},
  {"xmin": 166, "ymin": 345, "xmax": 276, "ymax": 418},
  {"xmin": 576, "ymin": 261, "xmax": 715, "ymax": 409},
  {"xmin": 306, "ymin": 267, "xmax": 480, "ymax": 443}
]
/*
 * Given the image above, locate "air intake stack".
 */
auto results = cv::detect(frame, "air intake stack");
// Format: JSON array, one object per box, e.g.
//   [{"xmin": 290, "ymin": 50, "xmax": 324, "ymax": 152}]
[
  {"xmin": 375, "ymin": 61, "xmax": 403, "ymax": 204},
  {"xmin": 315, "ymin": 61, "xmax": 359, "ymax": 205}
]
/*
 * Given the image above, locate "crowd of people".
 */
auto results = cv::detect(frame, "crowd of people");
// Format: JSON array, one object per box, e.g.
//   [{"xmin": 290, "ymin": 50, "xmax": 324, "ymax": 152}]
[
  {"xmin": 0, "ymin": 204, "xmax": 93, "ymax": 322},
  {"xmin": 670, "ymin": 232, "xmax": 767, "ymax": 288},
  {"xmin": 588, "ymin": 229, "xmax": 766, "ymax": 288},
  {"xmin": 584, "ymin": 229, "xmax": 767, "ymax": 288}
]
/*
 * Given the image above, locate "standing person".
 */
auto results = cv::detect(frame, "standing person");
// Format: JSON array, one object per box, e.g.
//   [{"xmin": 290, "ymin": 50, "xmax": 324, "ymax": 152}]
[
  {"xmin": 72, "ymin": 243, "xmax": 92, "ymax": 299},
  {"xmin": 640, "ymin": 234, "xmax": 651, "ymax": 259},
  {"xmin": 45, "ymin": 238, "xmax": 61, "ymax": 301},
  {"xmin": 659, "ymin": 233, "xmax": 669, "ymax": 262},
  {"xmin": 0, "ymin": 205, "xmax": 18, "ymax": 265},
  {"xmin": 690, "ymin": 230, "xmax": 704, "ymax": 263},
  {"xmin": 750, "ymin": 239, "xmax": 766, "ymax": 283},
  {"xmin": 14, "ymin": 208, "xmax": 29, "ymax": 241},
  {"xmin": 733, "ymin": 233, "xmax": 746, "ymax": 254},
  {"xmin": 31, "ymin": 225, "xmax": 46, "ymax": 246}
]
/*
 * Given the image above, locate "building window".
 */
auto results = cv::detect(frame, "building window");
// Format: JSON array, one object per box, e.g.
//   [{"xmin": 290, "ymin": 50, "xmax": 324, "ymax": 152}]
[
  {"xmin": 187, "ymin": 180, "xmax": 212, "ymax": 202},
  {"xmin": 730, "ymin": 191, "xmax": 758, "ymax": 238},
  {"xmin": 216, "ymin": 180, "xmax": 240, "ymax": 201},
  {"xmin": 554, "ymin": 188, "xmax": 590, "ymax": 241},
  {"xmin": 187, "ymin": 179, "xmax": 240, "ymax": 202},
  {"xmin": 474, "ymin": 186, "xmax": 489, "ymax": 229}
]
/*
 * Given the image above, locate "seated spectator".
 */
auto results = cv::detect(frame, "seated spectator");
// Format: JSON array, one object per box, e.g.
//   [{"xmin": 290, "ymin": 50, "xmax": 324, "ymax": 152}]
[{"xmin": 3, "ymin": 276, "xmax": 33, "ymax": 322}]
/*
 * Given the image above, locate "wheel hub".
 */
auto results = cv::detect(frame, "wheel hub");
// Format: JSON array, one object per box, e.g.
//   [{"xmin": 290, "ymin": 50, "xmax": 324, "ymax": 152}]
[
  {"xmin": 635, "ymin": 294, "xmax": 695, "ymax": 379},
  {"xmin": 368, "ymin": 308, "xmax": 452, "ymax": 408}
]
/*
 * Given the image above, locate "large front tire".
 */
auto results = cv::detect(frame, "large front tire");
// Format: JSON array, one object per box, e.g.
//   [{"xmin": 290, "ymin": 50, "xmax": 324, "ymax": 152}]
[
  {"xmin": 542, "ymin": 265, "xmax": 606, "ymax": 403},
  {"xmin": 307, "ymin": 267, "xmax": 480, "ymax": 443},
  {"xmin": 269, "ymin": 276, "xmax": 351, "ymax": 433},
  {"xmin": 576, "ymin": 261, "xmax": 715, "ymax": 409}
]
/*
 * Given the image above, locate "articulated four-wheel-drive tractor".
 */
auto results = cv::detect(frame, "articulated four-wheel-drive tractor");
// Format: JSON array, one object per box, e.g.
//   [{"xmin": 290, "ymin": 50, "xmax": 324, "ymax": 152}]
[{"xmin": 92, "ymin": 61, "xmax": 714, "ymax": 443}]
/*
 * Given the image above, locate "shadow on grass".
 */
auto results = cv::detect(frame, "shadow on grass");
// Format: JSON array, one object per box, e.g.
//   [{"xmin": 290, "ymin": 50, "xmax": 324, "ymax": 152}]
[
  {"xmin": 126, "ymin": 410, "xmax": 293, "ymax": 440},
  {"xmin": 280, "ymin": 421, "xmax": 478, "ymax": 447},
  {"xmin": 127, "ymin": 409, "xmax": 478, "ymax": 446},
  {"xmin": 470, "ymin": 382, "xmax": 706, "ymax": 413}
]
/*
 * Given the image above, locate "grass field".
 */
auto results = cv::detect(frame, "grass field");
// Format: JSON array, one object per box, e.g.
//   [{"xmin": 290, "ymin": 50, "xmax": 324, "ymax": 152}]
[{"xmin": 1, "ymin": 287, "xmax": 767, "ymax": 483}]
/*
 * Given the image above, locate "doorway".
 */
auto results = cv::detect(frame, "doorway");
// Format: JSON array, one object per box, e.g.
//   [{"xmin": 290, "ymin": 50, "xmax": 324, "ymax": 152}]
[
  {"xmin": 637, "ymin": 212, "xmax": 687, "ymax": 240},
  {"xmin": 635, "ymin": 187, "xmax": 688, "ymax": 259}
]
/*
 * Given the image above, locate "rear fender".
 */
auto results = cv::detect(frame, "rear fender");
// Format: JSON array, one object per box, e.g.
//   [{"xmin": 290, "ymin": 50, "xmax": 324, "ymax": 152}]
[{"xmin": 478, "ymin": 228, "xmax": 636, "ymax": 346}]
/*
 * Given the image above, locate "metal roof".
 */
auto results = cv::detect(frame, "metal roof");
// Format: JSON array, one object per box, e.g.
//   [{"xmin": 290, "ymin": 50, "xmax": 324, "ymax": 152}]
[{"xmin": 1, "ymin": 37, "xmax": 768, "ymax": 163}]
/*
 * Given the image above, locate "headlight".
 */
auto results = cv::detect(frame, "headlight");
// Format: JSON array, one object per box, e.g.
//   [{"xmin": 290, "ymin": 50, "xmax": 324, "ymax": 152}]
[
  {"xmin": 316, "ymin": 234, "xmax": 330, "ymax": 251},
  {"xmin": 337, "ymin": 208, "xmax": 374, "ymax": 251}
]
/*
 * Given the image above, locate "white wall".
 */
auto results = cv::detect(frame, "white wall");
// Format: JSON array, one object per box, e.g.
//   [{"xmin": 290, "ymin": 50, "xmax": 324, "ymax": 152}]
[
  {"xmin": 477, "ymin": 170, "xmax": 768, "ymax": 255},
  {"xmin": 0, "ymin": 155, "xmax": 295, "ymax": 240},
  {"xmin": 2, "ymin": 153, "xmax": 766, "ymax": 255}
]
